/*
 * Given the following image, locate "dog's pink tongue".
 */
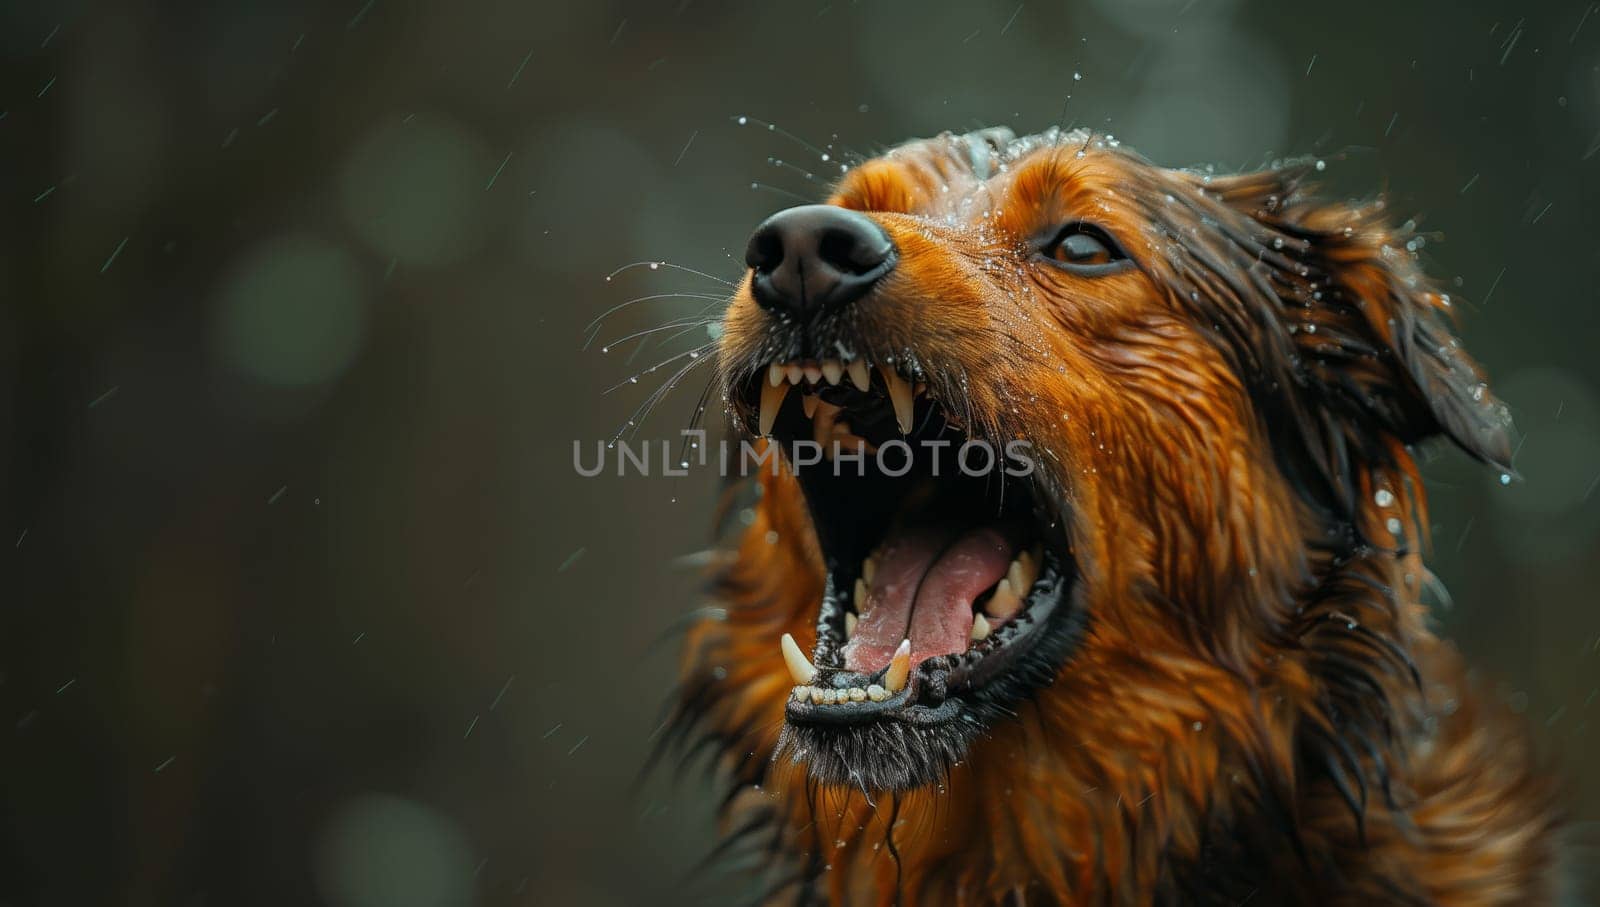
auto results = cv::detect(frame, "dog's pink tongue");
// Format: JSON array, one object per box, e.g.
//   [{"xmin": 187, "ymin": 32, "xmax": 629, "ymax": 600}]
[{"xmin": 842, "ymin": 524, "xmax": 1015, "ymax": 673}]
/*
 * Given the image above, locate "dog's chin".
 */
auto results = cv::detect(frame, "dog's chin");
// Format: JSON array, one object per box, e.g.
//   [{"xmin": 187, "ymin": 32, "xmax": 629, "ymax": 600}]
[{"xmin": 737, "ymin": 357, "xmax": 1089, "ymax": 793}]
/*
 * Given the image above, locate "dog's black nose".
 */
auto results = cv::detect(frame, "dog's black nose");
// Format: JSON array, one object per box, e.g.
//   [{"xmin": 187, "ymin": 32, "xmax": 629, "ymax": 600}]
[{"xmin": 744, "ymin": 205, "xmax": 896, "ymax": 317}]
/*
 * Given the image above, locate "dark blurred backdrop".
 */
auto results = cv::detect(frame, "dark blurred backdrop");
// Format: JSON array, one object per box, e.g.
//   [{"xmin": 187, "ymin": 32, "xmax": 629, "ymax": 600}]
[{"xmin": 1, "ymin": 1, "xmax": 1597, "ymax": 904}]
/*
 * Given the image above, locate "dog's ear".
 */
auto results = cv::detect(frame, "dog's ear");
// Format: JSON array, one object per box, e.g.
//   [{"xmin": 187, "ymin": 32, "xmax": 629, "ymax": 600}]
[{"xmin": 1169, "ymin": 165, "xmax": 1514, "ymax": 521}]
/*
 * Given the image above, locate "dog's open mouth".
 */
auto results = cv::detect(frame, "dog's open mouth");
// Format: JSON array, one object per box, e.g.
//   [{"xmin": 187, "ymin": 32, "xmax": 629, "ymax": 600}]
[{"xmin": 736, "ymin": 355, "xmax": 1085, "ymax": 790}]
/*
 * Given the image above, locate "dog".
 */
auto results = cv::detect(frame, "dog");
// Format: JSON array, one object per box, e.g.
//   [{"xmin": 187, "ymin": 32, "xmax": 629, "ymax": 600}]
[{"xmin": 661, "ymin": 127, "xmax": 1561, "ymax": 905}]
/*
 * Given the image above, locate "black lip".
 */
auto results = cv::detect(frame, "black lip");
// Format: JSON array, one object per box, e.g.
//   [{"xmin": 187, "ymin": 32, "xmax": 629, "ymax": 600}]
[{"xmin": 788, "ymin": 542, "xmax": 1077, "ymax": 727}]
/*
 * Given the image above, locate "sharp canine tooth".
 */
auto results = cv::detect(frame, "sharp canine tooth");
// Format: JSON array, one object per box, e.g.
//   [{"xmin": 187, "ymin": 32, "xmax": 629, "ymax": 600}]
[
  {"xmin": 862, "ymin": 557, "xmax": 878, "ymax": 585},
  {"xmin": 1011, "ymin": 551, "xmax": 1037, "ymax": 592},
  {"xmin": 970, "ymin": 613, "xmax": 991, "ymax": 641},
  {"xmin": 759, "ymin": 381, "xmax": 791, "ymax": 436},
  {"xmin": 802, "ymin": 393, "xmax": 820, "ymax": 419},
  {"xmin": 879, "ymin": 365, "xmax": 914, "ymax": 434},
  {"xmin": 786, "ymin": 364, "xmax": 803, "ymax": 385},
  {"xmin": 884, "ymin": 639, "xmax": 911, "ymax": 693},
  {"xmin": 867, "ymin": 684, "xmax": 888, "ymax": 701},
  {"xmin": 985, "ymin": 578, "xmax": 1023, "ymax": 620},
  {"xmin": 854, "ymin": 578, "xmax": 869, "ymax": 613},
  {"xmin": 847, "ymin": 359, "xmax": 871, "ymax": 392},
  {"xmin": 802, "ymin": 364, "xmax": 822, "ymax": 384},
  {"xmin": 844, "ymin": 612, "xmax": 858, "ymax": 638},
  {"xmin": 780, "ymin": 632, "xmax": 817, "ymax": 684},
  {"xmin": 768, "ymin": 363, "xmax": 784, "ymax": 387},
  {"xmin": 822, "ymin": 360, "xmax": 843, "ymax": 385}
]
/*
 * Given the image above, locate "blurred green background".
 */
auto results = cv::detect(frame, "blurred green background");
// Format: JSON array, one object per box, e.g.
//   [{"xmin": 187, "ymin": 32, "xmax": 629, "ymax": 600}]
[{"xmin": 1, "ymin": 0, "xmax": 1596, "ymax": 903}]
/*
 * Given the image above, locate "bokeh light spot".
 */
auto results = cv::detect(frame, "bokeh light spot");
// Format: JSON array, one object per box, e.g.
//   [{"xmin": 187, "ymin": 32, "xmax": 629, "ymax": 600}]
[
  {"xmin": 314, "ymin": 794, "xmax": 475, "ymax": 907},
  {"xmin": 213, "ymin": 234, "xmax": 368, "ymax": 387},
  {"xmin": 340, "ymin": 116, "xmax": 493, "ymax": 266}
]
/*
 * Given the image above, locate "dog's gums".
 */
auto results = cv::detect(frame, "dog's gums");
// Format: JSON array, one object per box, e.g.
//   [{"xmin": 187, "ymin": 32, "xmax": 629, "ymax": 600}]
[{"xmin": 658, "ymin": 127, "xmax": 1560, "ymax": 905}]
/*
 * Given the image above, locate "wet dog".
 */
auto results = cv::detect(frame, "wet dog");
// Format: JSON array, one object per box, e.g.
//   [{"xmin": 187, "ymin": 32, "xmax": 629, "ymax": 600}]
[{"xmin": 664, "ymin": 127, "xmax": 1560, "ymax": 905}]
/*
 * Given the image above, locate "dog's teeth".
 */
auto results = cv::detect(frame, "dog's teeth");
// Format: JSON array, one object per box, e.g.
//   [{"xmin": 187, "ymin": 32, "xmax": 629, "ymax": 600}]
[
  {"xmin": 847, "ymin": 359, "xmax": 872, "ymax": 392},
  {"xmin": 861, "ymin": 556, "xmax": 877, "ymax": 586},
  {"xmin": 792, "ymin": 685, "xmax": 809, "ymax": 701},
  {"xmin": 985, "ymin": 578, "xmax": 1023, "ymax": 620},
  {"xmin": 802, "ymin": 364, "xmax": 823, "ymax": 384},
  {"xmin": 884, "ymin": 639, "xmax": 911, "ymax": 693},
  {"xmin": 866, "ymin": 684, "xmax": 888, "ymax": 701},
  {"xmin": 768, "ymin": 362, "xmax": 785, "ymax": 387},
  {"xmin": 849, "ymin": 687, "xmax": 867, "ymax": 701},
  {"xmin": 879, "ymin": 365, "xmax": 915, "ymax": 434},
  {"xmin": 821, "ymin": 360, "xmax": 843, "ymax": 385},
  {"xmin": 1007, "ymin": 551, "xmax": 1037, "ymax": 595},
  {"xmin": 759, "ymin": 381, "xmax": 791, "ymax": 436},
  {"xmin": 970, "ymin": 613, "xmax": 991, "ymax": 641},
  {"xmin": 844, "ymin": 611, "xmax": 858, "ymax": 638},
  {"xmin": 809, "ymin": 687, "xmax": 825, "ymax": 704},
  {"xmin": 780, "ymin": 632, "xmax": 817, "ymax": 684},
  {"xmin": 854, "ymin": 577, "xmax": 870, "ymax": 613},
  {"xmin": 802, "ymin": 393, "xmax": 820, "ymax": 419},
  {"xmin": 786, "ymin": 364, "xmax": 804, "ymax": 385}
]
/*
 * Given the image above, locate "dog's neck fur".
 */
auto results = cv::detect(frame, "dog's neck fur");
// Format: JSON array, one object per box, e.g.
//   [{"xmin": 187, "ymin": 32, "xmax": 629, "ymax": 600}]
[{"xmin": 671, "ymin": 456, "xmax": 1556, "ymax": 905}]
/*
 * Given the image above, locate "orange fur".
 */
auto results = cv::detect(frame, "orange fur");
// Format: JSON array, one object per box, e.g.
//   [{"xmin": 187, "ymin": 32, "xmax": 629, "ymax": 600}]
[{"xmin": 667, "ymin": 129, "xmax": 1561, "ymax": 905}]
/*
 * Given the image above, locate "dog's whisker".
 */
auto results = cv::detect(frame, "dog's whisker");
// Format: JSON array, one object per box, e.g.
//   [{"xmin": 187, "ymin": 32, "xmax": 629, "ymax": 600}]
[
  {"xmin": 602, "ymin": 342, "xmax": 715, "ymax": 397},
  {"xmin": 604, "ymin": 260, "xmax": 738, "ymax": 288},
  {"xmin": 584, "ymin": 291, "xmax": 729, "ymax": 336},
  {"xmin": 599, "ymin": 318, "xmax": 718, "ymax": 353}
]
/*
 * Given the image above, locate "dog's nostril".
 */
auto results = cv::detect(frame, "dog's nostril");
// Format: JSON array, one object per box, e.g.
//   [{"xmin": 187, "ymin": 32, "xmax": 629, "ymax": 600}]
[
  {"xmin": 818, "ymin": 227, "xmax": 890, "ymax": 276},
  {"xmin": 745, "ymin": 227, "xmax": 785, "ymax": 274},
  {"xmin": 745, "ymin": 204, "xmax": 896, "ymax": 316}
]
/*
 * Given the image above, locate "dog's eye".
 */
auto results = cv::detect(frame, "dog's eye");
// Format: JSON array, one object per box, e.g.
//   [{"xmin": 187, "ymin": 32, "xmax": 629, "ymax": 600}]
[{"xmin": 1042, "ymin": 223, "xmax": 1130, "ymax": 274}]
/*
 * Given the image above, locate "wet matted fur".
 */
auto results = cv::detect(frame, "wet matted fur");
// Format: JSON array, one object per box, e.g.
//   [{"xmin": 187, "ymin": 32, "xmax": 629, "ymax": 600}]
[{"xmin": 657, "ymin": 128, "xmax": 1564, "ymax": 905}]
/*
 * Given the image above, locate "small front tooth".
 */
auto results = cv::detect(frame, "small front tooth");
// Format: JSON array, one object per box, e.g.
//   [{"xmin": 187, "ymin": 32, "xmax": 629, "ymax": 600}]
[
  {"xmin": 786, "ymin": 364, "xmax": 803, "ymax": 385},
  {"xmin": 792, "ymin": 686, "xmax": 809, "ymax": 701},
  {"xmin": 759, "ymin": 381, "xmax": 791, "ymax": 436},
  {"xmin": 849, "ymin": 687, "xmax": 866, "ymax": 701},
  {"xmin": 866, "ymin": 684, "xmax": 888, "ymax": 701},
  {"xmin": 985, "ymin": 578, "xmax": 1023, "ymax": 620},
  {"xmin": 854, "ymin": 578, "xmax": 870, "ymax": 613},
  {"xmin": 884, "ymin": 639, "xmax": 911, "ymax": 693},
  {"xmin": 847, "ymin": 359, "xmax": 871, "ymax": 392},
  {"xmin": 970, "ymin": 613, "xmax": 991, "ymax": 641},
  {"xmin": 824, "ymin": 689, "xmax": 840, "ymax": 704},
  {"xmin": 780, "ymin": 632, "xmax": 817, "ymax": 684},
  {"xmin": 802, "ymin": 393, "xmax": 820, "ymax": 419},
  {"xmin": 821, "ymin": 360, "xmax": 843, "ymax": 385},
  {"xmin": 862, "ymin": 556, "xmax": 878, "ymax": 586},
  {"xmin": 879, "ymin": 365, "xmax": 915, "ymax": 434},
  {"xmin": 802, "ymin": 364, "xmax": 823, "ymax": 384},
  {"xmin": 810, "ymin": 687, "xmax": 825, "ymax": 704},
  {"xmin": 768, "ymin": 362, "xmax": 785, "ymax": 387}
]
